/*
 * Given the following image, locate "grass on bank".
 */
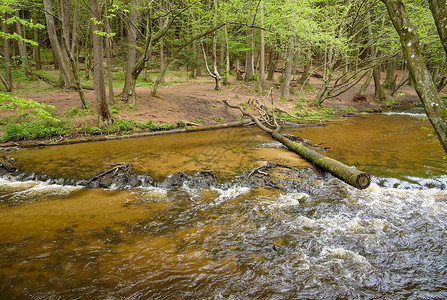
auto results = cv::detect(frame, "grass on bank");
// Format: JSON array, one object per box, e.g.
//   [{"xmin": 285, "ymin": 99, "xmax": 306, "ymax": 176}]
[{"xmin": 0, "ymin": 117, "xmax": 175, "ymax": 142}]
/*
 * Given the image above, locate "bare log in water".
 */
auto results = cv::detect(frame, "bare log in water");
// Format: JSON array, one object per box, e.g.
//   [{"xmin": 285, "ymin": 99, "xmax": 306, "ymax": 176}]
[
  {"xmin": 224, "ymin": 100, "xmax": 371, "ymax": 190},
  {"xmin": 272, "ymin": 132, "xmax": 370, "ymax": 189}
]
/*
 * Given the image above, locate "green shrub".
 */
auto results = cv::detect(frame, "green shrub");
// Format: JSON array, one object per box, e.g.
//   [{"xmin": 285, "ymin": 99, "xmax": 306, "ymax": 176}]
[
  {"xmin": 65, "ymin": 103, "xmax": 94, "ymax": 117},
  {"xmin": 2, "ymin": 120, "xmax": 70, "ymax": 142},
  {"xmin": 382, "ymin": 98, "xmax": 396, "ymax": 107},
  {"xmin": 0, "ymin": 93, "xmax": 58, "ymax": 121},
  {"xmin": 157, "ymin": 122, "xmax": 172, "ymax": 130},
  {"xmin": 116, "ymin": 119, "xmax": 137, "ymax": 131},
  {"xmin": 111, "ymin": 105, "xmax": 119, "ymax": 114},
  {"xmin": 342, "ymin": 106, "xmax": 354, "ymax": 113}
]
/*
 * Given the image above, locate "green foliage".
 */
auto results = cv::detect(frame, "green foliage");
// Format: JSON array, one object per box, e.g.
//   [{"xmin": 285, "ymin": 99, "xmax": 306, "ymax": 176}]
[
  {"xmin": 0, "ymin": 93, "xmax": 58, "ymax": 121},
  {"xmin": 342, "ymin": 106, "xmax": 354, "ymax": 113},
  {"xmin": 111, "ymin": 105, "xmax": 119, "ymax": 114},
  {"xmin": 382, "ymin": 99, "xmax": 396, "ymax": 107},
  {"xmin": 0, "ymin": 5, "xmax": 45, "ymax": 47},
  {"xmin": 278, "ymin": 74, "xmax": 284, "ymax": 84},
  {"xmin": 299, "ymin": 106, "xmax": 335, "ymax": 120},
  {"xmin": 115, "ymin": 119, "xmax": 136, "ymax": 131},
  {"xmin": 173, "ymin": 48, "xmax": 200, "ymax": 71},
  {"xmin": 65, "ymin": 104, "xmax": 95, "ymax": 117},
  {"xmin": 214, "ymin": 117, "xmax": 225, "ymax": 122},
  {"xmin": 137, "ymin": 120, "xmax": 173, "ymax": 131},
  {"xmin": 274, "ymin": 111, "xmax": 299, "ymax": 121},
  {"xmin": 2, "ymin": 120, "xmax": 70, "ymax": 142},
  {"xmin": 157, "ymin": 123, "xmax": 172, "ymax": 130},
  {"xmin": 301, "ymin": 83, "xmax": 315, "ymax": 93}
]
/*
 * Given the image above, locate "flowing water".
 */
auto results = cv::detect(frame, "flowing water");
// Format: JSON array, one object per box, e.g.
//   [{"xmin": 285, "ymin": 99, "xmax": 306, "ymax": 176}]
[{"xmin": 1, "ymin": 112, "xmax": 447, "ymax": 299}]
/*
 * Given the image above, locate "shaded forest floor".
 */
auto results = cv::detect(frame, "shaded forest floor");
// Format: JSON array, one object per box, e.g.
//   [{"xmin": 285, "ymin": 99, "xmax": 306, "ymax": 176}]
[{"xmin": 0, "ymin": 68, "xmax": 433, "ymax": 144}]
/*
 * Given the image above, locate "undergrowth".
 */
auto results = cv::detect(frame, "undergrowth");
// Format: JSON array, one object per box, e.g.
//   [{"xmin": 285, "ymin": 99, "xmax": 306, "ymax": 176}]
[
  {"xmin": 2, "ymin": 120, "xmax": 70, "ymax": 142},
  {"xmin": 73, "ymin": 119, "xmax": 173, "ymax": 136},
  {"xmin": 0, "ymin": 117, "xmax": 175, "ymax": 142}
]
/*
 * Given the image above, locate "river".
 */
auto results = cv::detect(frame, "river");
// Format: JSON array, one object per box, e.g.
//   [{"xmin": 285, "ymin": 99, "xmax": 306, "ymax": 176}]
[{"xmin": 1, "ymin": 112, "xmax": 446, "ymax": 298}]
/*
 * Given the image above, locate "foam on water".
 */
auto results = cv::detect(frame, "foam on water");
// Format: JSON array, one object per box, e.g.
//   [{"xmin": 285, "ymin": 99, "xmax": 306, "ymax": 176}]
[
  {"xmin": 275, "ymin": 192, "xmax": 308, "ymax": 207},
  {"xmin": 209, "ymin": 185, "xmax": 251, "ymax": 205},
  {"xmin": 0, "ymin": 176, "xmax": 83, "ymax": 206},
  {"xmin": 374, "ymin": 175, "xmax": 447, "ymax": 190},
  {"xmin": 382, "ymin": 110, "xmax": 426, "ymax": 118}
]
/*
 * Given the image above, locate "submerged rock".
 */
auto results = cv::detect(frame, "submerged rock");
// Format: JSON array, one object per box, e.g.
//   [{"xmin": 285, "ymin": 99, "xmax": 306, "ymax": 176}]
[
  {"xmin": 99, "ymin": 174, "xmax": 114, "ymax": 188},
  {"xmin": 84, "ymin": 164, "xmax": 151, "ymax": 189},
  {"xmin": 0, "ymin": 155, "xmax": 17, "ymax": 173},
  {"xmin": 163, "ymin": 172, "xmax": 188, "ymax": 188}
]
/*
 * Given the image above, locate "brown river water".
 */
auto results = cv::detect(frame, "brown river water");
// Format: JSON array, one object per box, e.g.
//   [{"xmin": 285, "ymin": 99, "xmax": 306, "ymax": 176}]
[{"xmin": 1, "ymin": 111, "xmax": 447, "ymax": 298}]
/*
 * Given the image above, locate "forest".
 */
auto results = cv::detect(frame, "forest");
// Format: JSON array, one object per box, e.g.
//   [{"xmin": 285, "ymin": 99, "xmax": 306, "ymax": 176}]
[
  {"xmin": 2, "ymin": 1, "xmax": 447, "ymax": 298},
  {"xmin": 0, "ymin": 0, "xmax": 446, "ymax": 151}
]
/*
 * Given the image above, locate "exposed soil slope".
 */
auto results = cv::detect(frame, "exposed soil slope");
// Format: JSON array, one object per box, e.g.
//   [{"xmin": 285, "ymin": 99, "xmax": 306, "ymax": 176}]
[{"xmin": 12, "ymin": 72, "xmax": 423, "ymax": 131}]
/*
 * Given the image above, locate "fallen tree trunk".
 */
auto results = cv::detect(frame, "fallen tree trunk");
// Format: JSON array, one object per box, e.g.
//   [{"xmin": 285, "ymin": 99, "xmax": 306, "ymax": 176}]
[
  {"xmin": 272, "ymin": 132, "xmax": 370, "ymax": 189},
  {"xmin": 224, "ymin": 100, "xmax": 371, "ymax": 190}
]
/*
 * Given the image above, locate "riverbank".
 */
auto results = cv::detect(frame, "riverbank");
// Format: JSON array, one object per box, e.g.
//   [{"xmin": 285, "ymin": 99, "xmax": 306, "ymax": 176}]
[{"xmin": 0, "ymin": 70, "xmax": 427, "ymax": 145}]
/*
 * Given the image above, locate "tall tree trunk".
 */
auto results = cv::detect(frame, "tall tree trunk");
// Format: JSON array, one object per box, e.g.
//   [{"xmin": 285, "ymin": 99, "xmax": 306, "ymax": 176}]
[
  {"xmin": 61, "ymin": 0, "xmax": 70, "ymax": 46},
  {"xmin": 195, "ymin": 42, "xmax": 202, "ymax": 77},
  {"xmin": 245, "ymin": 31, "xmax": 253, "ymax": 81},
  {"xmin": 52, "ymin": 47, "xmax": 60, "ymax": 70},
  {"xmin": 59, "ymin": 0, "xmax": 86, "ymax": 108},
  {"xmin": 14, "ymin": 10, "xmax": 28, "ymax": 73},
  {"xmin": 298, "ymin": 46, "xmax": 311, "ymax": 85},
  {"xmin": 211, "ymin": 0, "xmax": 221, "ymax": 91},
  {"xmin": 282, "ymin": 37, "xmax": 294, "ymax": 98},
  {"xmin": 359, "ymin": 69, "xmax": 373, "ymax": 95},
  {"xmin": 122, "ymin": 0, "xmax": 137, "ymax": 101},
  {"xmin": 383, "ymin": 59, "xmax": 396, "ymax": 90},
  {"xmin": 224, "ymin": 25, "xmax": 230, "ymax": 85},
  {"xmin": 373, "ymin": 65, "xmax": 386, "ymax": 100},
  {"xmin": 211, "ymin": 40, "xmax": 221, "ymax": 91},
  {"xmin": 62, "ymin": 36, "xmax": 87, "ymax": 108},
  {"xmin": 220, "ymin": 38, "xmax": 225, "ymax": 67},
  {"xmin": 381, "ymin": 0, "xmax": 447, "ymax": 153},
  {"xmin": 429, "ymin": 0, "xmax": 447, "ymax": 93},
  {"xmin": 201, "ymin": 0, "xmax": 222, "ymax": 91},
  {"xmin": 71, "ymin": 0, "xmax": 79, "ymax": 58},
  {"xmin": 158, "ymin": 0, "xmax": 166, "ymax": 84},
  {"xmin": 90, "ymin": 0, "xmax": 113, "ymax": 127},
  {"xmin": 258, "ymin": 1, "xmax": 265, "ymax": 93},
  {"xmin": 315, "ymin": 47, "xmax": 337, "ymax": 105},
  {"xmin": 32, "ymin": 9, "xmax": 41, "ymax": 70},
  {"xmin": 43, "ymin": 0, "xmax": 73, "ymax": 88},
  {"xmin": 429, "ymin": 0, "xmax": 447, "ymax": 56},
  {"xmin": 104, "ymin": 0, "xmax": 114, "ymax": 104},
  {"xmin": 2, "ymin": 13, "xmax": 12, "ymax": 91},
  {"xmin": 359, "ymin": 16, "xmax": 375, "ymax": 96},
  {"xmin": 267, "ymin": 47, "xmax": 277, "ymax": 81},
  {"xmin": 59, "ymin": 0, "xmax": 74, "ymax": 83}
]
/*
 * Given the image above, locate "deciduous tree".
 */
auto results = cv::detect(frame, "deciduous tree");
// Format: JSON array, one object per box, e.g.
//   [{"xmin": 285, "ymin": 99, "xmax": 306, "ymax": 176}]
[
  {"xmin": 90, "ymin": 0, "xmax": 113, "ymax": 126},
  {"xmin": 380, "ymin": 0, "xmax": 447, "ymax": 152}
]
